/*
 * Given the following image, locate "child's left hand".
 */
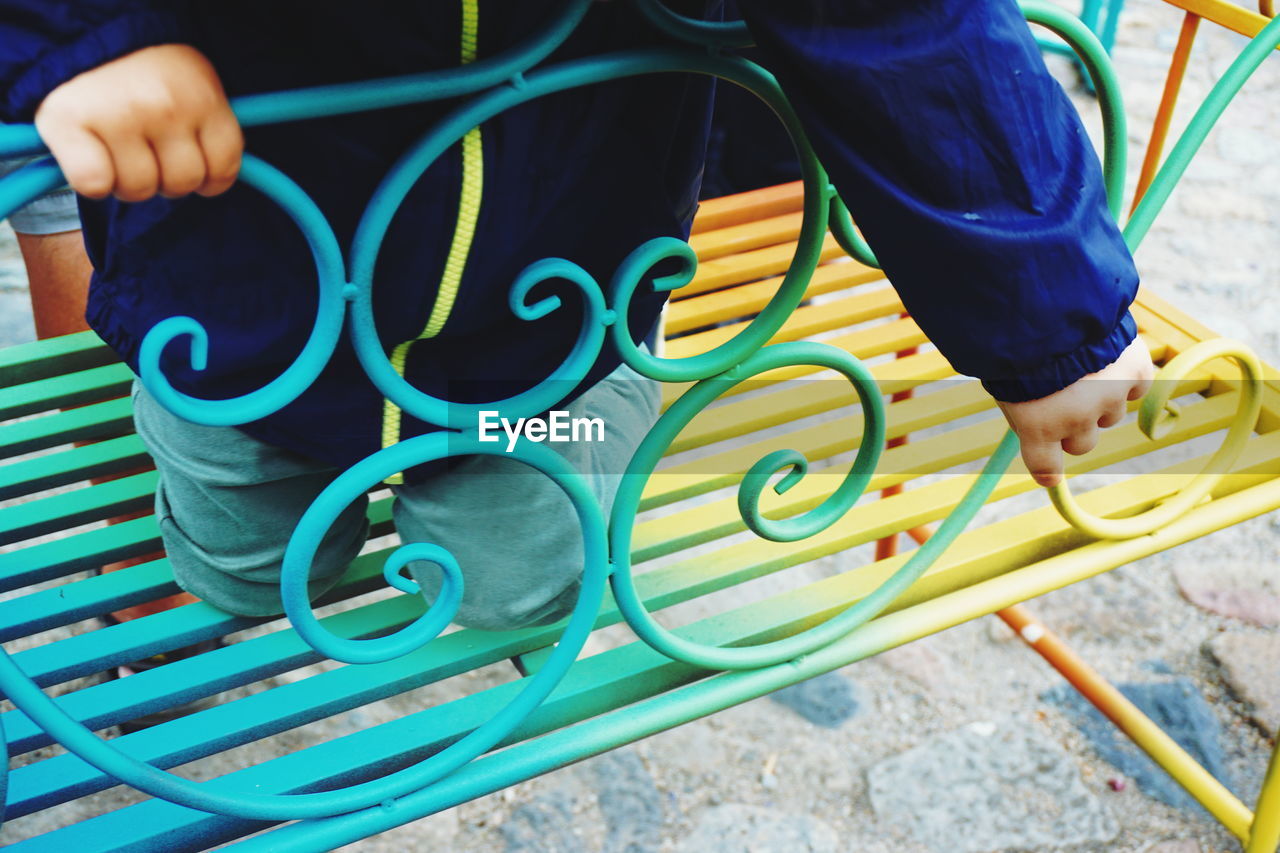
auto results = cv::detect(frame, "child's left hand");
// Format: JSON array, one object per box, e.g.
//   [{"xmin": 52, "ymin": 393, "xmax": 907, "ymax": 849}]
[{"xmin": 995, "ymin": 337, "xmax": 1155, "ymax": 488}]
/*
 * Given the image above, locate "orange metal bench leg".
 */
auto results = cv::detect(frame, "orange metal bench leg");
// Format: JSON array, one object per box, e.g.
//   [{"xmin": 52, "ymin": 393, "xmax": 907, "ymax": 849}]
[
  {"xmin": 1132, "ymin": 11, "xmax": 1202, "ymax": 212},
  {"xmin": 892, "ymin": 513, "xmax": 1264, "ymax": 844},
  {"xmin": 997, "ymin": 604, "xmax": 1257, "ymax": 841}
]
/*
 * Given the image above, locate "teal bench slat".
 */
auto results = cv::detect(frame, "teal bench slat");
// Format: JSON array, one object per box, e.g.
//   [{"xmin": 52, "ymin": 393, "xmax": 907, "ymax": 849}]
[
  {"xmin": 0, "ymin": 595, "xmax": 415, "ymax": 756},
  {"xmin": 0, "ymin": 495, "xmax": 396, "ymax": 594},
  {"xmin": 0, "ymin": 434, "xmax": 149, "ymax": 502},
  {"xmin": 0, "ymin": 333, "xmax": 117, "ymax": 389},
  {"xmin": 0, "ymin": 471, "xmax": 158, "ymax": 547},
  {"xmin": 0, "ymin": 516, "xmax": 160, "ymax": 593},
  {"xmin": 0, "ymin": 559, "xmax": 178, "ymax": 642},
  {"xmin": 0, "ymin": 547, "xmax": 402, "ymax": 693},
  {"xmin": 3, "ymin": 561, "xmax": 845, "ymax": 852},
  {"xmin": 0, "ymin": 363, "xmax": 134, "ymax": 422},
  {"xmin": 7, "ymin": 600, "xmax": 257, "ymax": 690},
  {"xmin": 0, "ymin": 397, "xmax": 134, "ymax": 461},
  {"xmin": 5, "ymin": 605, "xmax": 556, "ymax": 818}
]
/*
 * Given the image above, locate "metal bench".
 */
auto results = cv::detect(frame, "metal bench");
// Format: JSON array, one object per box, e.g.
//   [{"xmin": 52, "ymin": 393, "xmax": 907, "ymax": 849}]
[{"xmin": 1, "ymin": 1, "xmax": 1279, "ymax": 850}]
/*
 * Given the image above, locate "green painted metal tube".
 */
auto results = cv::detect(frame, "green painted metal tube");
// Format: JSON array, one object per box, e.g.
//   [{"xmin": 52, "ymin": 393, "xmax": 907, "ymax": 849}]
[
  {"xmin": 1125, "ymin": 12, "xmax": 1280, "ymax": 250},
  {"xmin": 0, "ymin": 331, "xmax": 117, "ymax": 388},
  {"xmin": 0, "ymin": 397, "xmax": 135, "ymax": 459},
  {"xmin": 1020, "ymin": 0, "xmax": 1128, "ymax": 216},
  {"xmin": 0, "ymin": 362, "xmax": 133, "ymax": 422},
  {"xmin": 0, "ymin": 0, "xmax": 1275, "ymax": 845},
  {"xmin": 234, "ymin": 473, "xmax": 1280, "ymax": 853}
]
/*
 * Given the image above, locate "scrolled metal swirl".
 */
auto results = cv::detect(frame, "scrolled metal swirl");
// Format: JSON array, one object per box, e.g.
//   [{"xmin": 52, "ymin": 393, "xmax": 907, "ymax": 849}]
[
  {"xmin": 0, "ymin": 431, "xmax": 607, "ymax": 820},
  {"xmin": 351, "ymin": 253, "xmax": 610, "ymax": 432},
  {"xmin": 348, "ymin": 48, "xmax": 830, "ymax": 422},
  {"xmin": 284, "ymin": 529, "xmax": 463, "ymax": 666},
  {"xmin": 137, "ymin": 156, "xmax": 348, "ymax": 426},
  {"xmin": 280, "ymin": 433, "xmax": 608, "ymax": 677},
  {"xmin": 279, "ymin": 442, "xmax": 475, "ymax": 667},
  {"xmin": 827, "ymin": 193, "xmax": 881, "ymax": 270},
  {"xmin": 733, "ymin": 345, "xmax": 885, "ymax": 543},
  {"xmin": 608, "ymin": 340, "xmax": 898, "ymax": 670},
  {"xmin": 1049, "ymin": 338, "xmax": 1263, "ymax": 540}
]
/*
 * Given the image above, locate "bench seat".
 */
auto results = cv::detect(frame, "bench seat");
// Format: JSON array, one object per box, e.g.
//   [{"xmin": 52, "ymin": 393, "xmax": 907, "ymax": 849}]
[{"xmin": 2, "ymin": 177, "xmax": 1280, "ymax": 850}]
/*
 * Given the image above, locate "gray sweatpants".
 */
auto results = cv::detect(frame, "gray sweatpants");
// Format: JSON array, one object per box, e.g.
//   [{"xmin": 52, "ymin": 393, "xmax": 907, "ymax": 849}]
[{"xmin": 131, "ymin": 363, "xmax": 659, "ymax": 630}]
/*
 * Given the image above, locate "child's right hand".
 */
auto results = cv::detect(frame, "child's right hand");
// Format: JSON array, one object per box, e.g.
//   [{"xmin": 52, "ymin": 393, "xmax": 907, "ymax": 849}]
[
  {"xmin": 34, "ymin": 44, "xmax": 242, "ymax": 202},
  {"xmin": 995, "ymin": 336, "xmax": 1155, "ymax": 488}
]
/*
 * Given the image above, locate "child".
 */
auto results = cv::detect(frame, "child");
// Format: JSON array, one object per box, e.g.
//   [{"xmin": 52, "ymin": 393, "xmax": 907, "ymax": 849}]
[
  {"xmin": 0, "ymin": 0, "xmax": 1152, "ymax": 627},
  {"xmin": 0, "ymin": 153, "xmax": 91, "ymax": 340}
]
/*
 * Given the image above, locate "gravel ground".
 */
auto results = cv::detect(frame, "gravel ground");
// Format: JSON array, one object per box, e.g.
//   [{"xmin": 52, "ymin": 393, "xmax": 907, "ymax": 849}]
[{"xmin": 1, "ymin": 1, "xmax": 1278, "ymax": 851}]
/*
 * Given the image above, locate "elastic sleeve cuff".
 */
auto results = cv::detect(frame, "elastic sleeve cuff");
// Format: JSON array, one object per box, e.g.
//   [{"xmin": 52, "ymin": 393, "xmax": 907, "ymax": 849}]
[
  {"xmin": 3, "ymin": 10, "xmax": 189, "ymax": 120},
  {"xmin": 979, "ymin": 312, "xmax": 1138, "ymax": 403}
]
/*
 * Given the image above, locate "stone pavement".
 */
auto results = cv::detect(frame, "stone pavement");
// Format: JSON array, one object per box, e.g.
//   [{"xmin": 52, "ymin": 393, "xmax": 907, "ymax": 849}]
[
  {"xmin": 0, "ymin": 223, "xmax": 34, "ymax": 346},
  {"xmin": 2, "ymin": 1, "xmax": 1279, "ymax": 850}
]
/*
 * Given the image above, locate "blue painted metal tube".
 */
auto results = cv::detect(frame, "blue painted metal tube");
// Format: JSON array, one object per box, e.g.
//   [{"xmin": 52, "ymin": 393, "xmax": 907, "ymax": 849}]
[
  {"xmin": 1034, "ymin": 0, "xmax": 1125, "ymax": 91},
  {"xmin": 632, "ymin": 0, "xmax": 752, "ymax": 47},
  {"xmin": 1098, "ymin": 0, "xmax": 1126, "ymax": 55},
  {"xmin": 0, "ymin": 161, "xmax": 347, "ymax": 430},
  {"xmin": 134, "ymin": 158, "xmax": 347, "ymax": 427}
]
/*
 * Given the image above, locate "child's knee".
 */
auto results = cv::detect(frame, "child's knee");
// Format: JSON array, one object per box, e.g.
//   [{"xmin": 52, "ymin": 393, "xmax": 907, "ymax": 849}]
[
  {"xmin": 133, "ymin": 382, "xmax": 370, "ymax": 618},
  {"xmin": 407, "ymin": 559, "xmax": 581, "ymax": 632},
  {"xmin": 162, "ymin": 487, "xmax": 368, "ymax": 617}
]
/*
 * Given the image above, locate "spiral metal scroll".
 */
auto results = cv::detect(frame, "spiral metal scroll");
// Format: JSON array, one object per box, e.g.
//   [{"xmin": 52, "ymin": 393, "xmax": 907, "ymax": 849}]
[
  {"xmin": 0, "ymin": 0, "xmax": 1276, "ymax": 830},
  {"xmin": 1049, "ymin": 338, "xmax": 1264, "ymax": 539},
  {"xmin": 346, "ymin": 46, "xmax": 833, "ymax": 424},
  {"xmin": 136, "ymin": 156, "xmax": 348, "ymax": 426}
]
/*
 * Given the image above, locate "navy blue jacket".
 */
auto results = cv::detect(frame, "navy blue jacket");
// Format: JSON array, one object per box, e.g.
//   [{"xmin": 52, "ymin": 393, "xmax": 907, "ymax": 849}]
[{"xmin": 0, "ymin": 1, "xmax": 1139, "ymax": 477}]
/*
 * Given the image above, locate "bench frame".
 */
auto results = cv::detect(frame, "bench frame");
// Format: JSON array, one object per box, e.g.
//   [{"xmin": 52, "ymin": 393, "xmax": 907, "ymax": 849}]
[{"xmin": 0, "ymin": 1, "xmax": 1278, "ymax": 849}]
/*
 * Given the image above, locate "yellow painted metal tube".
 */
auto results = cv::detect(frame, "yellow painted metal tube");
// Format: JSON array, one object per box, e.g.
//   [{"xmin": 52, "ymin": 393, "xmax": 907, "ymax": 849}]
[
  {"xmin": 876, "ymin": 476, "xmax": 1280, "ymax": 841},
  {"xmin": 871, "ymin": 457, "xmax": 1271, "ymax": 840},
  {"xmin": 1163, "ymin": 0, "xmax": 1280, "ymax": 40},
  {"xmin": 1247, "ymin": 741, "xmax": 1280, "ymax": 852},
  {"xmin": 1132, "ymin": 11, "xmax": 1201, "ymax": 213},
  {"xmin": 1049, "ymin": 338, "xmax": 1263, "ymax": 539},
  {"xmin": 251, "ymin": 474, "xmax": 1280, "ymax": 851},
  {"xmin": 910, "ymin": 485, "xmax": 1258, "ymax": 837},
  {"xmin": 998, "ymin": 604, "xmax": 1255, "ymax": 840}
]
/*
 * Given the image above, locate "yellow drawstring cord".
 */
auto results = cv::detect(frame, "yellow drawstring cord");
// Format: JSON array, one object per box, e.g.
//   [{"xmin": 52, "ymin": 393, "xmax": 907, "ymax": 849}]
[{"xmin": 381, "ymin": 0, "xmax": 483, "ymax": 484}]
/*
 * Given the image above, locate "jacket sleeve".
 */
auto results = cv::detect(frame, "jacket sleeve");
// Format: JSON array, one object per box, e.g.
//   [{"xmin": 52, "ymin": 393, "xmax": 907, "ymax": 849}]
[
  {"xmin": 0, "ymin": 1, "xmax": 189, "ymax": 122},
  {"xmin": 737, "ymin": 0, "xmax": 1139, "ymax": 402}
]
